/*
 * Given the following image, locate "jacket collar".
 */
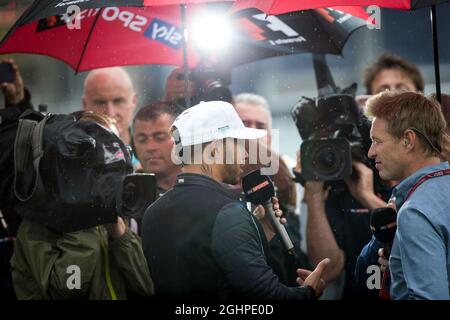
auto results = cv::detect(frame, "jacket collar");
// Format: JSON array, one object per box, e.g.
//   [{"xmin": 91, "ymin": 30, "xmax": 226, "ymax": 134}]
[
  {"xmin": 175, "ymin": 173, "xmax": 244, "ymax": 201},
  {"xmin": 391, "ymin": 161, "xmax": 449, "ymax": 209}
]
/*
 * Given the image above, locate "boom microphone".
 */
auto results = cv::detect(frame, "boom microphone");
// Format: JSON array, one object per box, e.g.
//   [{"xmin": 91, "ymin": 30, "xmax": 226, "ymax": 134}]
[{"xmin": 242, "ymin": 169, "xmax": 295, "ymax": 255}]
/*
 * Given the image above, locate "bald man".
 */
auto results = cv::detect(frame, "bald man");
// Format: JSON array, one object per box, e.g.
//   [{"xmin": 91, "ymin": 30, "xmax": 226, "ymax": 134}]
[{"xmin": 83, "ymin": 67, "xmax": 137, "ymax": 145}]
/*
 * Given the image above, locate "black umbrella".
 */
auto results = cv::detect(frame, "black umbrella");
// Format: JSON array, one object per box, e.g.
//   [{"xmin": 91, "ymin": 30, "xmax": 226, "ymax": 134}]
[{"xmin": 231, "ymin": 0, "xmax": 450, "ymax": 101}]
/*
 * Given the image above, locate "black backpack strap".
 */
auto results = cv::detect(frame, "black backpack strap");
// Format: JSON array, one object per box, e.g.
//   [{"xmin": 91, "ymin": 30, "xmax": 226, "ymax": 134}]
[{"xmin": 14, "ymin": 113, "xmax": 51, "ymax": 202}]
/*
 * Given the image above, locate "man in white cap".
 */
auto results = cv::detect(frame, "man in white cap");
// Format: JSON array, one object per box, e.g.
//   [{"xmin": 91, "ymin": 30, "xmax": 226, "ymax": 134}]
[{"xmin": 141, "ymin": 101, "xmax": 329, "ymax": 300}]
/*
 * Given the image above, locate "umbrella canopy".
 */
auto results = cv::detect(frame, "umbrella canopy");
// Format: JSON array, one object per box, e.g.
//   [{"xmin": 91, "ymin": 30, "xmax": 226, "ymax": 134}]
[
  {"xmin": 12, "ymin": 0, "xmax": 233, "ymax": 24},
  {"xmin": 231, "ymin": 0, "xmax": 450, "ymax": 14},
  {"xmin": 0, "ymin": 5, "xmax": 370, "ymax": 72},
  {"xmin": 231, "ymin": 0, "xmax": 450, "ymax": 101}
]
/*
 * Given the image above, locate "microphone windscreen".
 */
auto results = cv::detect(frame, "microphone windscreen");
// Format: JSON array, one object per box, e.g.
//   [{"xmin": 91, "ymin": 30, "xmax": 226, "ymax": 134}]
[
  {"xmin": 242, "ymin": 169, "xmax": 275, "ymax": 205},
  {"xmin": 370, "ymin": 207, "xmax": 397, "ymax": 244}
]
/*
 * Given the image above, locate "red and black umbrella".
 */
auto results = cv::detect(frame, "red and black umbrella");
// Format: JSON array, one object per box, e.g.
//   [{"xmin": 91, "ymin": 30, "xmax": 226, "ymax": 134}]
[
  {"xmin": 0, "ymin": 2, "xmax": 370, "ymax": 107},
  {"xmin": 232, "ymin": 0, "xmax": 450, "ymax": 101},
  {"xmin": 0, "ymin": 5, "xmax": 369, "ymax": 70}
]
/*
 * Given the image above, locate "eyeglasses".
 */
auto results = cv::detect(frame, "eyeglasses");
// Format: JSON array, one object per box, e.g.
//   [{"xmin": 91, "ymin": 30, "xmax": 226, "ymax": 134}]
[{"xmin": 408, "ymin": 127, "xmax": 442, "ymax": 154}]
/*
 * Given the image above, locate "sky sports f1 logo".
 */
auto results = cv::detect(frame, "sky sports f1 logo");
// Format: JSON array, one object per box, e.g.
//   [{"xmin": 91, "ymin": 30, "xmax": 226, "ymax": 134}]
[{"xmin": 144, "ymin": 18, "xmax": 183, "ymax": 49}]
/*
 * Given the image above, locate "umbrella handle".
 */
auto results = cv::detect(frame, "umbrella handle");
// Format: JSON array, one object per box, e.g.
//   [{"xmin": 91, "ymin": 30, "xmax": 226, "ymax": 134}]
[
  {"xmin": 430, "ymin": 5, "xmax": 441, "ymax": 103},
  {"xmin": 180, "ymin": 4, "xmax": 191, "ymax": 108}
]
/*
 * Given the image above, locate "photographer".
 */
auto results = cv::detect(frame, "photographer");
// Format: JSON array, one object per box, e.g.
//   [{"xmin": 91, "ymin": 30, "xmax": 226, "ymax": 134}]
[
  {"xmin": 9, "ymin": 112, "xmax": 154, "ymax": 300},
  {"xmin": 163, "ymin": 67, "xmax": 197, "ymax": 104},
  {"xmin": 162, "ymin": 66, "xmax": 232, "ymax": 109},
  {"xmin": 292, "ymin": 95, "xmax": 390, "ymax": 299},
  {"xmin": 1, "ymin": 58, "xmax": 33, "ymax": 299}
]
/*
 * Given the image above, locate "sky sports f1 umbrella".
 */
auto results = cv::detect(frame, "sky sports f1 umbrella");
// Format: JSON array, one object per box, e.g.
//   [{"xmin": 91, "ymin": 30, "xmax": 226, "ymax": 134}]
[
  {"xmin": 231, "ymin": 0, "xmax": 450, "ymax": 102},
  {"xmin": 0, "ymin": 4, "xmax": 370, "ymax": 69},
  {"xmin": 0, "ymin": 0, "xmax": 234, "ymax": 106},
  {"xmin": 0, "ymin": 1, "xmax": 372, "ymax": 107},
  {"xmin": 0, "ymin": 5, "xmax": 370, "ymax": 92}
]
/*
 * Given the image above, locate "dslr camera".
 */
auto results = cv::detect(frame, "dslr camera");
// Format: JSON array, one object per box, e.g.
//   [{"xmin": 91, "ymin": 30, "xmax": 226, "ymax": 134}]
[
  {"xmin": 291, "ymin": 94, "xmax": 370, "ymax": 181},
  {"xmin": 176, "ymin": 67, "xmax": 232, "ymax": 107}
]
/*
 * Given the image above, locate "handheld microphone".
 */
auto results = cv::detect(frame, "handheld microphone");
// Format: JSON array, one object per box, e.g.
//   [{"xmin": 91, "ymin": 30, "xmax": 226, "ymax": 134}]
[
  {"xmin": 242, "ymin": 169, "xmax": 295, "ymax": 255},
  {"xmin": 370, "ymin": 207, "xmax": 397, "ymax": 257},
  {"xmin": 370, "ymin": 206, "xmax": 397, "ymax": 300}
]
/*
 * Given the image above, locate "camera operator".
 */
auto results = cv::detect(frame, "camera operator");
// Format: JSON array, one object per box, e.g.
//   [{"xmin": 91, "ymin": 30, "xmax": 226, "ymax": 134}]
[
  {"xmin": 163, "ymin": 67, "xmax": 197, "ymax": 104},
  {"xmin": 356, "ymin": 53, "xmax": 424, "ymax": 107},
  {"xmin": 82, "ymin": 67, "xmax": 138, "ymax": 146},
  {"xmin": 292, "ymin": 95, "xmax": 391, "ymax": 299},
  {"xmin": 10, "ymin": 112, "xmax": 154, "ymax": 300},
  {"xmin": 162, "ymin": 66, "xmax": 232, "ymax": 109}
]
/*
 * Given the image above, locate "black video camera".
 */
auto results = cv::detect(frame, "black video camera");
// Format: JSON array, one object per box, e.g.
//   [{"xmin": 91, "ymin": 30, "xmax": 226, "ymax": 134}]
[
  {"xmin": 291, "ymin": 94, "xmax": 369, "ymax": 181},
  {"xmin": 1, "ymin": 111, "xmax": 158, "ymax": 232},
  {"xmin": 118, "ymin": 173, "xmax": 157, "ymax": 219},
  {"xmin": 176, "ymin": 67, "xmax": 232, "ymax": 107}
]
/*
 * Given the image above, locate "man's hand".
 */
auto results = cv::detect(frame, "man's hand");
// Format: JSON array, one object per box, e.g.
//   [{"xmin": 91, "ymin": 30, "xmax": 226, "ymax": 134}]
[
  {"xmin": 304, "ymin": 180, "xmax": 329, "ymax": 203},
  {"xmin": 355, "ymin": 95, "xmax": 372, "ymax": 108},
  {"xmin": 296, "ymin": 258, "xmax": 330, "ymax": 298},
  {"xmin": 104, "ymin": 216, "xmax": 126, "ymax": 239},
  {"xmin": 253, "ymin": 197, "xmax": 285, "ymax": 241},
  {"xmin": 0, "ymin": 58, "xmax": 25, "ymax": 105},
  {"xmin": 163, "ymin": 67, "xmax": 197, "ymax": 102},
  {"xmin": 377, "ymin": 197, "xmax": 396, "ymax": 272},
  {"xmin": 378, "ymin": 248, "xmax": 389, "ymax": 272},
  {"xmin": 294, "ymin": 150, "xmax": 301, "ymax": 174},
  {"xmin": 344, "ymin": 161, "xmax": 386, "ymax": 210}
]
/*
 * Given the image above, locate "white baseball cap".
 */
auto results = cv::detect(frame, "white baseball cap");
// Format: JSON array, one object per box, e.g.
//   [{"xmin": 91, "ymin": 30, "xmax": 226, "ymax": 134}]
[{"xmin": 172, "ymin": 101, "xmax": 267, "ymax": 146}]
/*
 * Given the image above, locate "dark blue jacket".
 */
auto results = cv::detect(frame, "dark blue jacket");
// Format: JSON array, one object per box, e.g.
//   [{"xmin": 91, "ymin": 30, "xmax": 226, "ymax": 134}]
[{"xmin": 142, "ymin": 173, "xmax": 316, "ymax": 300}]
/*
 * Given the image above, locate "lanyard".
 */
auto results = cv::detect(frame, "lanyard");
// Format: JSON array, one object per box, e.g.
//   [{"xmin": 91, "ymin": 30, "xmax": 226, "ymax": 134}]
[{"xmin": 405, "ymin": 168, "xmax": 450, "ymax": 202}]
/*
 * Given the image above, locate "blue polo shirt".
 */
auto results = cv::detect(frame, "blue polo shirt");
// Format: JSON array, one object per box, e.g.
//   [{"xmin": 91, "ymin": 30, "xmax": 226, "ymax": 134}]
[{"xmin": 390, "ymin": 161, "xmax": 450, "ymax": 300}]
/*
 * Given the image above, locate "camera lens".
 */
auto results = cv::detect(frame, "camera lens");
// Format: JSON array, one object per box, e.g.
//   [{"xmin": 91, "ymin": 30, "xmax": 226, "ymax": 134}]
[
  {"xmin": 312, "ymin": 144, "xmax": 342, "ymax": 175},
  {"xmin": 204, "ymin": 80, "xmax": 233, "ymax": 103},
  {"xmin": 122, "ymin": 182, "xmax": 137, "ymax": 210}
]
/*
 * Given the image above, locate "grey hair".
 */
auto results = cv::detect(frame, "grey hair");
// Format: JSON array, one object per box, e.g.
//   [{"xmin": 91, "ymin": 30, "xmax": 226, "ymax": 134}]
[{"xmin": 234, "ymin": 93, "xmax": 272, "ymax": 127}]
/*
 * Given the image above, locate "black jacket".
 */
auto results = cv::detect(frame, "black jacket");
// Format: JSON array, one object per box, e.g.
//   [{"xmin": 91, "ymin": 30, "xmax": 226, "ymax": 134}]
[{"xmin": 142, "ymin": 173, "xmax": 316, "ymax": 301}]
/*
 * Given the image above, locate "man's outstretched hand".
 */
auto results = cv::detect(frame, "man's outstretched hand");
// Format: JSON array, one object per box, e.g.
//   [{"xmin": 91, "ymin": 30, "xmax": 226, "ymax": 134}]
[{"xmin": 296, "ymin": 258, "xmax": 330, "ymax": 298}]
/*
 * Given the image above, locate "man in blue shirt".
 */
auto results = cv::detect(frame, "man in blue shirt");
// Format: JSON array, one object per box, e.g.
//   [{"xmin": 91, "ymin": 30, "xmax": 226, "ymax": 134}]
[{"xmin": 365, "ymin": 90, "xmax": 450, "ymax": 299}]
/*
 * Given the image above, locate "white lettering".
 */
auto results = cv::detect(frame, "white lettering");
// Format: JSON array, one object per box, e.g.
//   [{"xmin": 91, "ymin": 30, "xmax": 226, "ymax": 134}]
[
  {"xmin": 175, "ymin": 304, "xmax": 209, "ymax": 317},
  {"xmin": 170, "ymin": 32, "xmax": 183, "ymax": 46},
  {"xmin": 65, "ymin": 5, "xmax": 81, "ymax": 30},
  {"xmin": 66, "ymin": 265, "xmax": 81, "ymax": 290},
  {"xmin": 366, "ymin": 265, "xmax": 382, "ymax": 290},
  {"xmin": 152, "ymin": 22, "xmax": 168, "ymax": 40},
  {"xmin": 253, "ymin": 14, "xmax": 299, "ymax": 37},
  {"xmin": 366, "ymin": 5, "xmax": 381, "ymax": 30},
  {"xmin": 102, "ymin": 7, "xmax": 120, "ymax": 21},
  {"xmin": 130, "ymin": 15, "xmax": 148, "ymax": 32},
  {"xmin": 118, "ymin": 10, "xmax": 134, "ymax": 28}
]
